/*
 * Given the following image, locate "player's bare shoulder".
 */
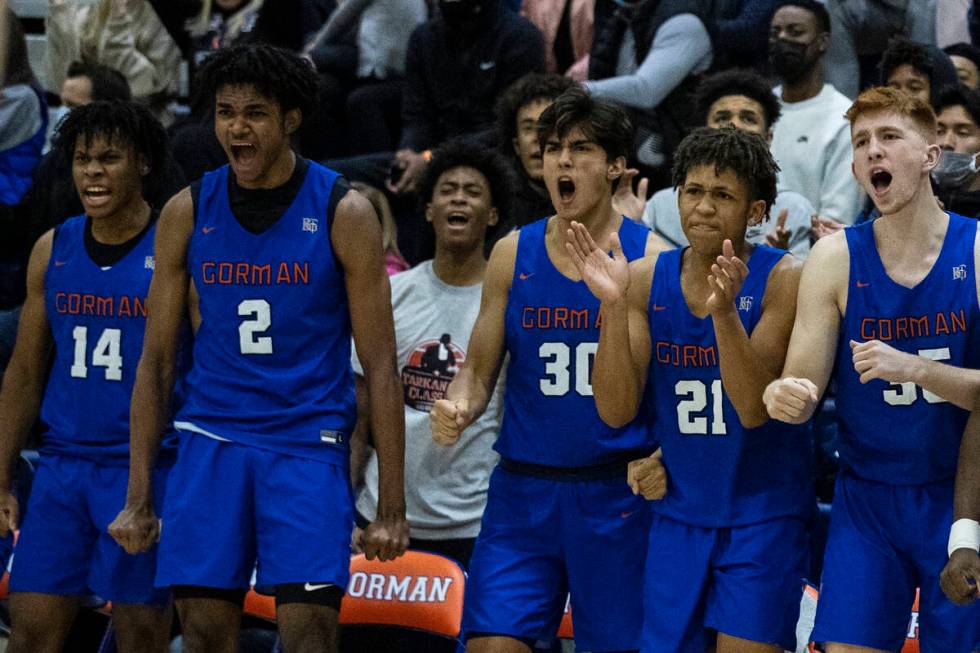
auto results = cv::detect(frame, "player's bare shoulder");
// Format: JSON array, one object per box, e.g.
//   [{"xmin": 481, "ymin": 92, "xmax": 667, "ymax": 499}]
[
  {"xmin": 801, "ymin": 228, "xmax": 850, "ymax": 312},
  {"xmin": 485, "ymin": 229, "xmax": 519, "ymax": 293}
]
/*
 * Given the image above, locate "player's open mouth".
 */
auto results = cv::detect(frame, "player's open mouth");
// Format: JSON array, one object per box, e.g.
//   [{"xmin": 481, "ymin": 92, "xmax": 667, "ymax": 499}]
[
  {"xmin": 230, "ymin": 143, "xmax": 257, "ymax": 164},
  {"xmin": 870, "ymin": 169, "xmax": 892, "ymax": 193},
  {"xmin": 558, "ymin": 177, "xmax": 575, "ymax": 202},
  {"xmin": 447, "ymin": 212, "xmax": 469, "ymax": 226},
  {"xmin": 83, "ymin": 186, "xmax": 111, "ymax": 206}
]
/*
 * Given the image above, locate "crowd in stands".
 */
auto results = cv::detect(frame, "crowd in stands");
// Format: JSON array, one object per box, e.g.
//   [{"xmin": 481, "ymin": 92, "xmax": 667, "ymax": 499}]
[{"xmin": 3, "ymin": 0, "xmax": 980, "ymax": 649}]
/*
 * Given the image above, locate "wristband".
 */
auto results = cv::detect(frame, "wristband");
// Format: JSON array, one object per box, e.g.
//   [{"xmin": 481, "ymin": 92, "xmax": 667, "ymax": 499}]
[{"xmin": 948, "ymin": 518, "xmax": 980, "ymax": 557}]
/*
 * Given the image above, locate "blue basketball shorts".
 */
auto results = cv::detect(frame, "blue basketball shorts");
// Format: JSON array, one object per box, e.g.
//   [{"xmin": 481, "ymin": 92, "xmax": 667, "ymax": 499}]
[
  {"xmin": 811, "ymin": 474, "xmax": 980, "ymax": 653},
  {"xmin": 155, "ymin": 433, "xmax": 354, "ymax": 591},
  {"xmin": 9, "ymin": 455, "xmax": 171, "ymax": 606},
  {"xmin": 462, "ymin": 464, "xmax": 651, "ymax": 651},
  {"xmin": 640, "ymin": 512, "xmax": 808, "ymax": 653}
]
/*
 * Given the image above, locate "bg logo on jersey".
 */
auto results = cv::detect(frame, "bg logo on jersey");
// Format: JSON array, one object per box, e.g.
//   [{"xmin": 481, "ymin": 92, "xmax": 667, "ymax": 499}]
[{"xmin": 401, "ymin": 335, "xmax": 465, "ymax": 412}]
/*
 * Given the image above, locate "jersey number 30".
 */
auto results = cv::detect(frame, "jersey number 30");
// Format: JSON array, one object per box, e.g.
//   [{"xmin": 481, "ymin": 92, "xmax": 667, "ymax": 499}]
[{"xmin": 539, "ymin": 342, "xmax": 597, "ymax": 396}]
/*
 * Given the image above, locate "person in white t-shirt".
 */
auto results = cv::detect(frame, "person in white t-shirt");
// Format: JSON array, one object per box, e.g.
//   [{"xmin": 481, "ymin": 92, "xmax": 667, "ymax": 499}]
[
  {"xmin": 768, "ymin": 0, "xmax": 865, "ymax": 231},
  {"xmin": 351, "ymin": 139, "xmax": 511, "ymax": 569}
]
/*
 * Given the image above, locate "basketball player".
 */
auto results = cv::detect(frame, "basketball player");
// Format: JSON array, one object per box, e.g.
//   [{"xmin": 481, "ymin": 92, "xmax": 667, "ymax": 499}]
[
  {"xmin": 108, "ymin": 44, "xmax": 409, "ymax": 653},
  {"xmin": 430, "ymin": 87, "xmax": 665, "ymax": 653},
  {"xmin": 568, "ymin": 126, "xmax": 811, "ymax": 653},
  {"xmin": 765, "ymin": 86, "xmax": 980, "ymax": 653},
  {"xmin": 0, "ymin": 101, "xmax": 174, "ymax": 653}
]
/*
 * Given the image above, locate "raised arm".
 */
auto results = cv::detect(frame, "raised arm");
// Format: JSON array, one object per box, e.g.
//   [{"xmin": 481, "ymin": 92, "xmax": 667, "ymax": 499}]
[
  {"xmin": 0, "ymin": 230, "xmax": 54, "ymax": 535},
  {"xmin": 710, "ymin": 241, "xmax": 802, "ymax": 428},
  {"xmin": 565, "ymin": 221, "xmax": 653, "ymax": 428},
  {"xmin": 333, "ymin": 189, "xmax": 408, "ymax": 561},
  {"xmin": 764, "ymin": 231, "xmax": 848, "ymax": 424},
  {"xmin": 109, "ymin": 187, "xmax": 192, "ymax": 554},
  {"xmin": 430, "ymin": 233, "xmax": 514, "ymax": 445}
]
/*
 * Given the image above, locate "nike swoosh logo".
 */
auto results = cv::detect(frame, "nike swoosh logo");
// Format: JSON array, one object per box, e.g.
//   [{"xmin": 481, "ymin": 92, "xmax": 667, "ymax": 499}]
[
  {"xmin": 653, "ymin": 304, "xmax": 667, "ymax": 311},
  {"xmin": 856, "ymin": 281, "xmax": 870, "ymax": 288},
  {"xmin": 304, "ymin": 583, "xmax": 332, "ymax": 591},
  {"xmin": 202, "ymin": 226, "xmax": 217, "ymax": 234},
  {"xmin": 479, "ymin": 61, "xmax": 495, "ymax": 70},
  {"xmin": 621, "ymin": 511, "xmax": 634, "ymax": 519},
  {"xmin": 54, "ymin": 260, "xmax": 67, "ymax": 267},
  {"xmin": 519, "ymin": 272, "xmax": 534, "ymax": 280}
]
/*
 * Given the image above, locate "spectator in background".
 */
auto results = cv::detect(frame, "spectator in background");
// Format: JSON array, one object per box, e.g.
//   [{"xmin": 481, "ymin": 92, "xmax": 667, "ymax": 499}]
[
  {"xmin": 303, "ymin": 0, "xmax": 427, "ymax": 155},
  {"xmin": 642, "ymin": 69, "xmax": 815, "ymax": 257},
  {"xmin": 706, "ymin": 0, "xmax": 779, "ymax": 72},
  {"xmin": 58, "ymin": 60, "xmax": 131, "ymax": 110},
  {"xmin": 49, "ymin": 61, "xmax": 131, "ymax": 146},
  {"xmin": 944, "ymin": 42, "xmax": 980, "ymax": 89},
  {"xmin": 494, "ymin": 73, "xmax": 575, "ymax": 231},
  {"xmin": 585, "ymin": 0, "xmax": 712, "ymax": 186},
  {"xmin": 352, "ymin": 140, "xmax": 510, "ymax": 571},
  {"xmin": 45, "ymin": 0, "xmax": 181, "ymax": 126},
  {"xmin": 521, "ymin": 0, "xmax": 592, "ymax": 79},
  {"xmin": 0, "ymin": 5, "xmax": 45, "ymax": 372},
  {"xmin": 933, "ymin": 84, "xmax": 980, "ymax": 218},
  {"xmin": 880, "ymin": 36, "xmax": 959, "ymax": 106},
  {"xmin": 0, "ymin": 8, "xmax": 45, "ymax": 209},
  {"xmin": 325, "ymin": 0, "xmax": 543, "ymax": 264},
  {"xmin": 769, "ymin": 0, "xmax": 865, "ymax": 230},
  {"xmin": 823, "ymin": 0, "xmax": 937, "ymax": 99},
  {"xmin": 385, "ymin": 0, "xmax": 544, "ymax": 196}
]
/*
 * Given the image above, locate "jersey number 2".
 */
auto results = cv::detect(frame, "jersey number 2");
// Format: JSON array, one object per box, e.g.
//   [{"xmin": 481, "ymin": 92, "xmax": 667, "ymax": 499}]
[
  {"xmin": 238, "ymin": 299, "xmax": 273, "ymax": 354},
  {"xmin": 71, "ymin": 326, "xmax": 122, "ymax": 381}
]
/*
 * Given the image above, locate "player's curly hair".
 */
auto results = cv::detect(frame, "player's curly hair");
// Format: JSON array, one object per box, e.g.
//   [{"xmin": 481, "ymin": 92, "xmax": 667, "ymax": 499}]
[
  {"xmin": 195, "ymin": 43, "xmax": 320, "ymax": 121},
  {"xmin": 671, "ymin": 126, "xmax": 779, "ymax": 218},
  {"xmin": 54, "ymin": 100, "xmax": 180, "ymax": 207},
  {"xmin": 694, "ymin": 69, "xmax": 782, "ymax": 131},
  {"xmin": 495, "ymin": 73, "xmax": 577, "ymax": 164},
  {"xmin": 418, "ymin": 138, "xmax": 514, "ymax": 229}
]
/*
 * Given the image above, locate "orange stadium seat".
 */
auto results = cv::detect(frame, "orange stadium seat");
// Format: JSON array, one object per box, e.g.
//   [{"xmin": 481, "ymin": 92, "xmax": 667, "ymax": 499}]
[
  {"xmin": 339, "ymin": 551, "xmax": 465, "ymax": 638},
  {"xmin": 242, "ymin": 550, "xmax": 466, "ymax": 651}
]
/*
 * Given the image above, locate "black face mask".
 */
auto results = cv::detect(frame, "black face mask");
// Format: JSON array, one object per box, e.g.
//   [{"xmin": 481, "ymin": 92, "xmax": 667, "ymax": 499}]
[
  {"xmin": 770, "ymin": 39, "xmax": 812, "ymax": 82},
  {"xmin": 439, "ymin": 0, "xmax": 487, "ymax": 33}
]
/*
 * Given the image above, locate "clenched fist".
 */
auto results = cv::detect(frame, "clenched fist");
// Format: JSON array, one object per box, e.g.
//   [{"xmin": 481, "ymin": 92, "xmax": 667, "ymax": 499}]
[
  {"xmin": 430, "ymin": 398, "xmax": 473, "ymax": 445},
  {"xmin": 764, "ymin": 377, "xmax": 819, "ymax": 424},
  {"xmin": 627, "ymin": 450, "xmax": 667, "ymax": 500}
]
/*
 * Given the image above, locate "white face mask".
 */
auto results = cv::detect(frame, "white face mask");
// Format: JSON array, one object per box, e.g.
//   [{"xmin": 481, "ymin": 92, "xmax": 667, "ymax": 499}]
[{"xmin": 932, "ymin": 150, "xmax": 980, "ymax": 189}]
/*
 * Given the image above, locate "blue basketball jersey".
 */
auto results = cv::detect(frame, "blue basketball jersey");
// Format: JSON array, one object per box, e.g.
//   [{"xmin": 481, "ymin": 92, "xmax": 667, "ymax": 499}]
[
  {"xmin": 647, "ymin": 246, "xmax": 811, "ymax": 527},
  {"xmin": 496, "ymin": 216, "xmax": 654, "ymax": 467},
  {"xmin": 41, "ymin": 214, "xmax": 172, "ymax": 464},
  {"xmin": 835, "ymin": 213, "xmax": 980, "ymax": 485},
  {"xmin": 175, "ymin": 162, "xmax": 355, "ymax": 464}
]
